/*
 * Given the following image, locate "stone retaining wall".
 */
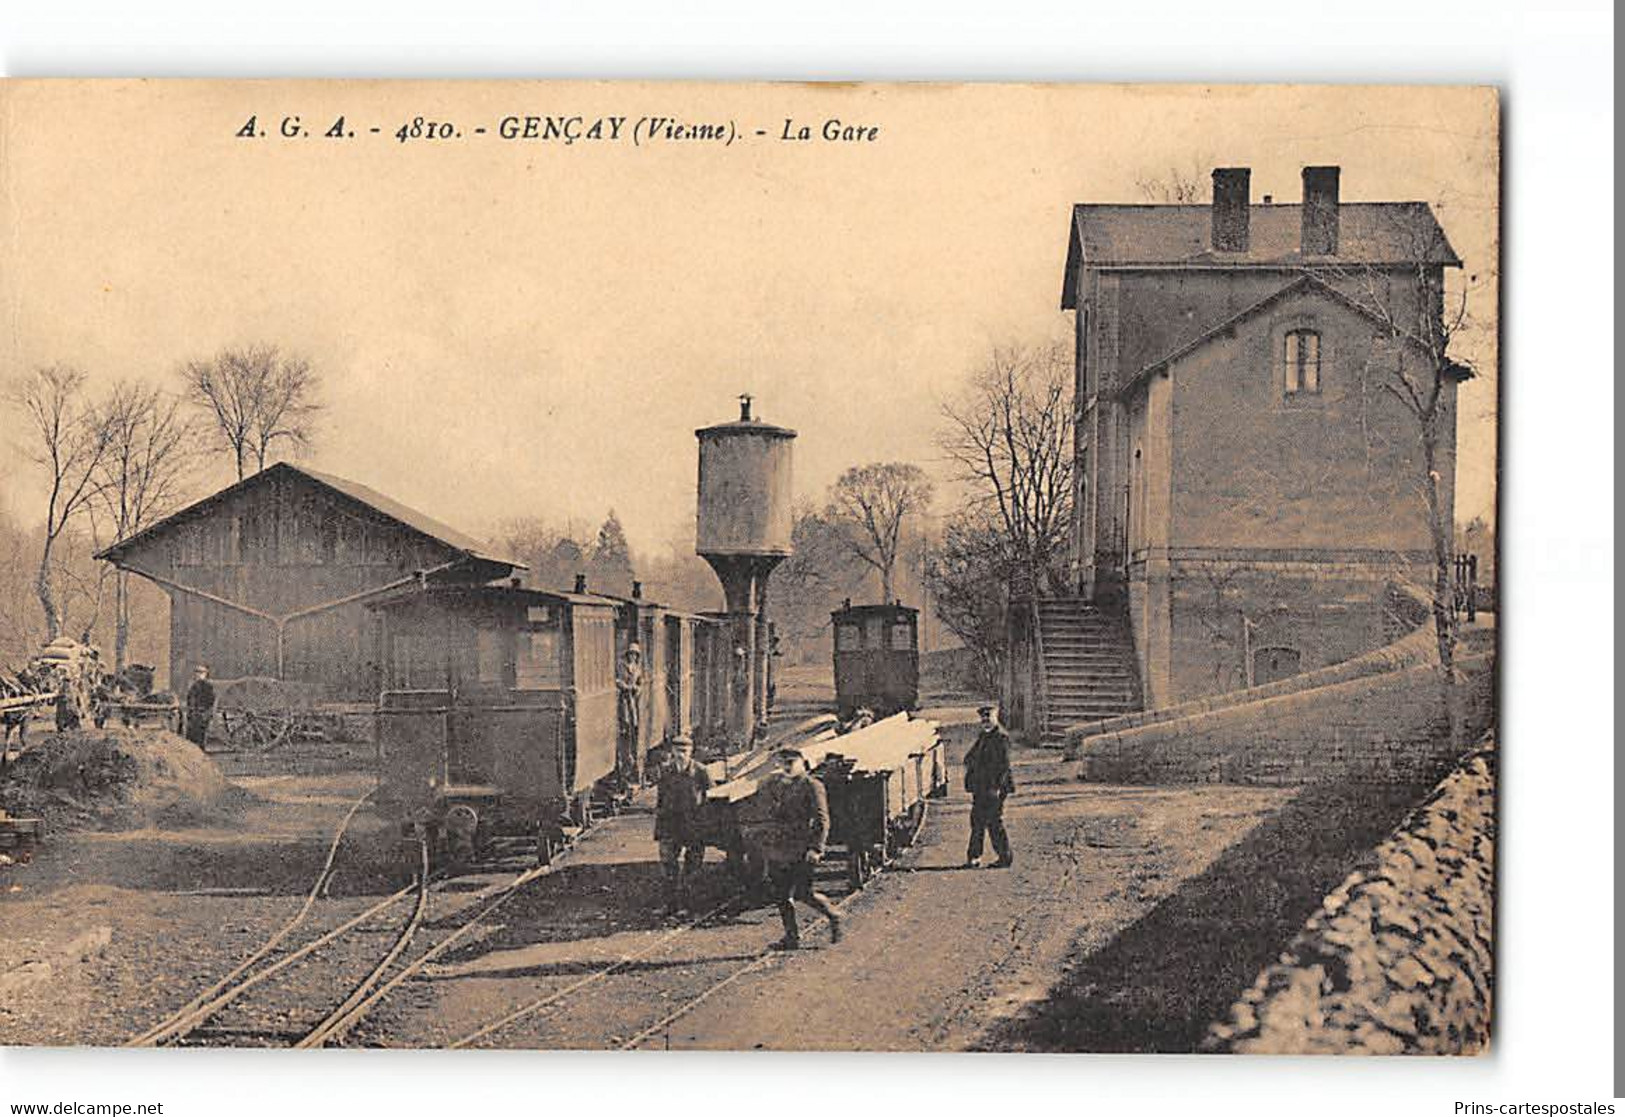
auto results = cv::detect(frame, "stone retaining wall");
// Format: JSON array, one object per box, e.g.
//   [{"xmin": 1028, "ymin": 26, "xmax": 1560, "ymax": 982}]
[
  {"xmin": 1063, "ymin": 621, "xmax": 1441, "ymax": 756},
  {"xmin": 1203, "ymin": 737, "xmax": 1496, "ymax": 1054},
  {"xmin": 1072, "ymin": 651, "xmax": 1493, "ymax": 786}
]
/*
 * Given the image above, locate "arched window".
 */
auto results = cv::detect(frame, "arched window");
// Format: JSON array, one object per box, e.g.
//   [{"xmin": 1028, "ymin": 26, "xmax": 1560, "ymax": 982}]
[{"xmin": 1283, "ymin": 328, "xmax": 1321, "ymax": 395}]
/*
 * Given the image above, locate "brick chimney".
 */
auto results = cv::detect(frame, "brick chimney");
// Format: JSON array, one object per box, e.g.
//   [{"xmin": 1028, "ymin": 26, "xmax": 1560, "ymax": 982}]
[
  {"xmin": 1301, "ymin": 166, "xmax": 1341, "ymax": 255},
  {"xmin": 1211, "ymin": 167, "xmax": 1251, "ymax": 252}
]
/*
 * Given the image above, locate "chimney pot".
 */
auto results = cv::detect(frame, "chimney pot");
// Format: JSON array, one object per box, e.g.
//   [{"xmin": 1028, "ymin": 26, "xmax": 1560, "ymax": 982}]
[
  {"xmin": 738, "ymin": 393, "xmax": 753, "ymax": 422},
  {"xmin": 1301, "ymin": 166, "xmax": 1341, "ymax": 255},
  {"xmin": 632, "ymin": 580, "xmax": 643, "ymax": 599},
  {"xmin": 574, "ymin": 573, "xmax": 588, "ymax": 594},
  {"xmin": 1210, "ymin": 168, "xmax": 1251, "ymax": 252}
]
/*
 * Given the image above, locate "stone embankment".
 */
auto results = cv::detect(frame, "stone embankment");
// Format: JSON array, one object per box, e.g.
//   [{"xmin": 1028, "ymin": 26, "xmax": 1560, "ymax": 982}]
[
  {"xmin": 1069, "ymin": 649, "xmax": 1492, "ymax": 786},
  {"xmin": 1063, "ymin": 622, "xmax": 1441, "ymax": 754},
  {"xmin": 1203, "ymin": 736, "xmax": 1495, "ymax": 1054}
]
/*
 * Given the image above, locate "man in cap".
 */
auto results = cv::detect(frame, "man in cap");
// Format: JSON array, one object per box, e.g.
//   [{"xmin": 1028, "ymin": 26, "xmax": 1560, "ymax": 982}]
[
  {"xmin": 654, "ymin": 735, "xmax": 713, "ymax": 915},
  {"xmin": 760, "ymin": 747, "xmax": 841, "ymax": 949},
  {"xmin": 962, "ymin": 704, "xmax": 1015, "ymax": 868},
  {"xmin": 183, "ymin": 664, "xmax": 216, "ymax": 747},
  {"xmin": 615, "ymin": 643, "xmax": 645, "ymax": 787}
]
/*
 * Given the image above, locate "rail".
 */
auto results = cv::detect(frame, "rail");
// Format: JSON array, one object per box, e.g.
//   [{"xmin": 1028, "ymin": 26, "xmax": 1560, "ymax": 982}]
[{"xmin": 615, "ymin": 797, "xmax": 932, "ymax": 1051}]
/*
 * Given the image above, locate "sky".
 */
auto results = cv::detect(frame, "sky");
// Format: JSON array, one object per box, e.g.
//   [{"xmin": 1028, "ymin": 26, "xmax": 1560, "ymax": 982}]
[{"xmin": 0, "ymin": 81, "xmax": 1499, "ymax": 555}]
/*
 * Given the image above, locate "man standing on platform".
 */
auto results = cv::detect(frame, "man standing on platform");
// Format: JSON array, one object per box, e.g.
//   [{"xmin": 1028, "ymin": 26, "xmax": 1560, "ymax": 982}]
[
  {"xmin": 615, "ymin": 644, "xmax": 645, "ymax": 788},
  {"xmin": 655, "ymin": 735, "xmax": 713, "ymax": 915},
  {"xmin": 760, "ymin": 747, "xmax": 841, "ymax": 950},
  {"xmin": 963, "ymin": 703, "xmax": 1015, "ymax": 868},
  {"xmin": 183, "ymin": 664, "xmax": 216, "ymax": 748}
]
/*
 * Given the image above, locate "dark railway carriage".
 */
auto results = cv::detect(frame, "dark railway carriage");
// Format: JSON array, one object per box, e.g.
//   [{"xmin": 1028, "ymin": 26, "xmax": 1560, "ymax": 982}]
[
  {"xmin": 831, "ymin": 602, "xmax": 920, "ymax": 720},
  {"xmin": 369, "ymin": 581, "xmax": 620, "ymax": 858}
]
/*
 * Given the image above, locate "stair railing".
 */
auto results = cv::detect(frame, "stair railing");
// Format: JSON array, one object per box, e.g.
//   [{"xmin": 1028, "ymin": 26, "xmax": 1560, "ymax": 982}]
[{"xmin": 1030, "ymin": 596, "xmax": 1050, "ymax": 737}]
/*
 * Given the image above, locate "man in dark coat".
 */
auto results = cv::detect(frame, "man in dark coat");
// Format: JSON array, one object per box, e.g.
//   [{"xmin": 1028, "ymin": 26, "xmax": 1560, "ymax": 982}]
[
  {"xmin": 963, "ymin": 704, "xmax": 1015, "ymax": 868},
  {"xmin": 760, "ymin": 747, "xmax": 842, "ymax": 949},
  {"xmin": 655, "ymin": 735, "xmax": 713, "ymax": 914},
  {"xmin": 183, "ymin": 664, "xmax": 216, "ymax": 747}
]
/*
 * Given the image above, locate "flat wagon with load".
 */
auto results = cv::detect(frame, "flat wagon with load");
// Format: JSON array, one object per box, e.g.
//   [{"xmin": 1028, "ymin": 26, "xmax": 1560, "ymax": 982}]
[{"xmin": 698, "ymin": 712, "xmax": 947, "ymax": 888}]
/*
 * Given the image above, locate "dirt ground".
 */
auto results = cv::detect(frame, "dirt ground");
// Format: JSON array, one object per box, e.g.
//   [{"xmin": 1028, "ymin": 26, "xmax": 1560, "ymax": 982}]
[{"xmin": 0, "ymin": 708, "xmax": 1367, "ymax": 1052}]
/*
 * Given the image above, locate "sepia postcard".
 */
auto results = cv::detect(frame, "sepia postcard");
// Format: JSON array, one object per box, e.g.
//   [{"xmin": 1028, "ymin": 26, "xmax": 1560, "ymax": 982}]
[{"xmin": 0, "ymin": 80, "xmax": 1498, "ymax": 1055}]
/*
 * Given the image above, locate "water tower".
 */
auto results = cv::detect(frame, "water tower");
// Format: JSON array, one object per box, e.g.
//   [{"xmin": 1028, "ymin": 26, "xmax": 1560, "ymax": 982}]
[{"xmin": 696, "ymin": 394, "xmax": 796, "ymax": 746}]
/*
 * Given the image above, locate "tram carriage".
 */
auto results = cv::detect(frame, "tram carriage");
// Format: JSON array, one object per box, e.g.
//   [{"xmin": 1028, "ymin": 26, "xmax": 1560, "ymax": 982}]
[
  {"xmin": 831, "ymin": 601, "xmax": 920, "ymax": 721},
  {"xmin": 369, "ymin": 578, "xmax": 733, "ymax": 861},
  {"xmin": 370, "ymin": 580, "xmax": 624, "ymax": 860},
  {"xmin": 594, "ymin": 585, "xmax": 731, "ymax": 775}
]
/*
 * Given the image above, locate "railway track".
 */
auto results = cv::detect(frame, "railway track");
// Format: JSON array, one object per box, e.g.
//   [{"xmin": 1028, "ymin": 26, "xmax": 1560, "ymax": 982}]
[
  {"xmin": 616, "ymin": 799, "xmax": 933, "ymax": 1051},
  {"xmin": 446, "ymin": 798, "xmax": 934, "ymax": 1051},
  {"xmin": 125, "ymin": 796, "xmax": 590, "ymax": 1049},
  {"xmin": 128, "ymin": 774, "xmax": 929, "ymax": 1051}
]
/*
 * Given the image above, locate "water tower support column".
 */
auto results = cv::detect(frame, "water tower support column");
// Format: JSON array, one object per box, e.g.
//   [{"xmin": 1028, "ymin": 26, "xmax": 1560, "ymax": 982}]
[{"xmin": 753, "ymin": 582, "xmax": 772, "ymax": 730}]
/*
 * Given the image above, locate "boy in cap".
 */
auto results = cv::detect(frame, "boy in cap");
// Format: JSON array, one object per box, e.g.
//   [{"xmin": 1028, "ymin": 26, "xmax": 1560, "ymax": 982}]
[
  {"xmin": 760, "ymin": 747, "xmax": 841, "ymax": 949},
  {"xmin": 962, "ymin": 704, "xmax": 1015, "ymax": 868},
  {"xmin": 655, "ymin": 735, "xmax": 713, "ymax": 914}
]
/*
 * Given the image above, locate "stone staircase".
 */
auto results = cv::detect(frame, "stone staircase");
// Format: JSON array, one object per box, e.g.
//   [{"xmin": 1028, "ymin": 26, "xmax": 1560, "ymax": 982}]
[{"xmin": 1035, "ymin": 598, "xmax": 1142, "ymax": 741}]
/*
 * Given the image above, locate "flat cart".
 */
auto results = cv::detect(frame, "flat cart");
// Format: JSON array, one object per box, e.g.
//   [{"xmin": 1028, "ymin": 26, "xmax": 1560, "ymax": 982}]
[
  {"xmin": 0, "ymin": 808, "xmax": 42, "ymax": 864},
  {"xmin": 697, "ymin": 713, "xmax": 947, "ymax": 890},
  {"xmin": 815, "ymin": 715, "xmax": 947, "ymax": 887}
]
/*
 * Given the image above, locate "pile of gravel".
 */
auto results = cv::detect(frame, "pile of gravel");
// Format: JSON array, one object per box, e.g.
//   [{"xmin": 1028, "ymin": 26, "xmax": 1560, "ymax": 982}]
[{"xmin": 1, "ymin": 727, "xmax": 250, "ymax": 832}]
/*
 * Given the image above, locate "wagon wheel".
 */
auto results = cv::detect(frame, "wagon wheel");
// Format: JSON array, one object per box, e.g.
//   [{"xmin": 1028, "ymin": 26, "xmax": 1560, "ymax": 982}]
[
  {"xmin": 847, "ymin": 846, "xmax": 868, "ymax": 890},
  {"xmin": 895, "ymin": 801, "xmax": 927, "ymax": 850},
  {"xmin": 222, "ymin": 707, "xmax": 295, "ymax": 751},
  {"xmin": 213, "ymin": 677, "xmax": 297, "ymax": 753}
]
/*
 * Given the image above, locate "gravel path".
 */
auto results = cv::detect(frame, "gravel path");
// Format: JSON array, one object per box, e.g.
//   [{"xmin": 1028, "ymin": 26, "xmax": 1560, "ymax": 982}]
[
  {"xmin": 0, "ymin": 737, "xmax": 1295, "ymax": 1051},
  {"xmin": 352, "ymin": 740, "xmax": 1292, "ymax": 1052}
]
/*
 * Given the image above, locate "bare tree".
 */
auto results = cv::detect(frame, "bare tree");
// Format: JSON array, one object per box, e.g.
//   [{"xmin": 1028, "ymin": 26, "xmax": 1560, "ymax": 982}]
[
  {"xmin": 8, "ymin": 365, "xmax": 114, "ymax": 641},
  {"xmin": 182, "ymin": 344, "xmax": 321, "ymax": 480},
  {"xmin": 774, "ymin": 503, "xmax": 870, "ymax": 659},
  {"xmin": 1319, "ymin": 212, "xmax": 1482, "ymax": 688},
  {"xmin": 826, "ymin": 463, "xmax": 934, "ymax": 603},
  {"xmin": 1135, "ymin": 159, "xmax": 1212, "ymax": 204},
  {"xmin": 939, "ymin": 341, "xmax": 1074, "ymax": 596},
  {"xmin": 924, "ymin": 513, "xmax": 1013, "ymax": 693},
  {"xmin": 96, "ymin": 382, "xmax": 197, "ymax": 667}
]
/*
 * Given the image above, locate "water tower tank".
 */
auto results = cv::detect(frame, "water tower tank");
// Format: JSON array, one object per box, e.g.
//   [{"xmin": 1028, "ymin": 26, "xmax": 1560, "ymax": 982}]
[{"xmin": 696, "ymin": 396, "xmax": 796, "ymax": 558}]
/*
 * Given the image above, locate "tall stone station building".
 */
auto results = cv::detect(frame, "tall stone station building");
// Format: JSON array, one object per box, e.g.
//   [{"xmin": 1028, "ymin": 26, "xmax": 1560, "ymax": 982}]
[{"xmin": 1018, "ymin": 166, "xmax": 1466, "ymax": 735}]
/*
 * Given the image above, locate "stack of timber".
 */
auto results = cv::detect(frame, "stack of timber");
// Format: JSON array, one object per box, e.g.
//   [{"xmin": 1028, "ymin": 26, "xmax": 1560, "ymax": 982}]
[
  {"xmin": 0, "ymin": 692, "xmax": 58, "ymax": 715},
  {"xmin": 700, "ymin": 714, "xmax": 841, "ymax": 799},
  {"xmin": 815, "ymin": 713, "xmax": 946, "ymax": 825}
]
